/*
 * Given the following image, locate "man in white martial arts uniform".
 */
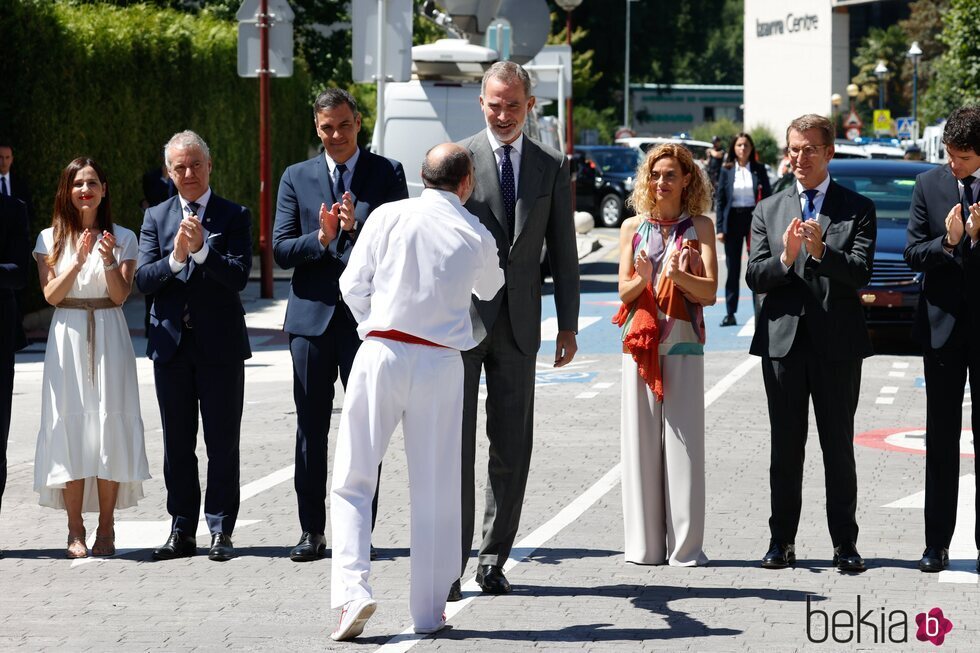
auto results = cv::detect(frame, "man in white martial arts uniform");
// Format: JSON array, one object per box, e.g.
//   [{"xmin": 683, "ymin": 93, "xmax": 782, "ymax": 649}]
[{"xmin": 329, "ymin": 143, "xmax": 504, "ymax": 641}]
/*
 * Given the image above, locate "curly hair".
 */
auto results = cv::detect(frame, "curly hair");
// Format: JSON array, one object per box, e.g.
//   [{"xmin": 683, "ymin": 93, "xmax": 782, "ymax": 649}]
[
  {"xmin": 627, "ymin": 143, "xmax": 711, "ymax": 218},
  {"xmin": 48, "ymin": 157, "xmax": 114, "ymax": 268}
]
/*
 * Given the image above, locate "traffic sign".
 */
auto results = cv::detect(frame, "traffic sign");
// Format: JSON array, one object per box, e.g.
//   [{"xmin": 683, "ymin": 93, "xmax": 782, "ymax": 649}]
[
  {"xmin": 845, "ymin": 108, "xmax": 862, "ymax": 127},
  {"xmin": 846, "ymin": 127, "xmax": 861, "ymax": 140},
  {"xmin": 873, "ymin": 109, "xmax": 892, "ymax": 135},
  {"xmin": 615, "ymin": 127, "xmax": 635, "ymax": 140},
  {"xmin": 237, "ymin": 0, "xmax": 294, "ymax": 77}
]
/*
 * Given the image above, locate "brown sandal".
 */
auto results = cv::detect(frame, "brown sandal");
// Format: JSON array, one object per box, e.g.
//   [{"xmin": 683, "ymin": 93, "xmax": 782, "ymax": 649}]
[
  {"xmin": 92, "ymin": 530, "xmax": 115, "ymax": 557},
  {"xmin": 66, "ymin": 531, "xmax": 88, "ymax": 559}
]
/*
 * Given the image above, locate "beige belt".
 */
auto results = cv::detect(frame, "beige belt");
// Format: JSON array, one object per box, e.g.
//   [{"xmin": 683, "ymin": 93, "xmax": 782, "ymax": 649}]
[{"xmin": 56, "ymin": 297, "xmax": 119, "ymax": 384}]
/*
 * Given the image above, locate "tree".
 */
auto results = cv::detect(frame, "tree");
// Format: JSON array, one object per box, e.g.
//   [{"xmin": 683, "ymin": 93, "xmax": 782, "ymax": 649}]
[
  {"xmin": 897, "ymin": 0, "xmax": 948, "ymax": 116},
  {"xmin": 920, "ymin": 0, "xmax": 980, "ymax": 124},
  {"xmin": 849, "ymin": 25, "xmax": 911, "ymax": 118}
]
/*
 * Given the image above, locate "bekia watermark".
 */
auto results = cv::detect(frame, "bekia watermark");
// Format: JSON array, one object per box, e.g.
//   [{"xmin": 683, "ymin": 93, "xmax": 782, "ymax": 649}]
[{"xmin": 806, "ymin": 595, "xmax": 953, "ymax": 646}]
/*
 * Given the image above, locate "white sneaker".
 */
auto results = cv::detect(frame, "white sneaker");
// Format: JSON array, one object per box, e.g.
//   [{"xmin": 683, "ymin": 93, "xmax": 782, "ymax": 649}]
[
  {"xmin": 413, "ymin": 613, "xmax": 447, "ymax": 635},
  {"xmin": 330, "ymin": 598, "xmax": 378, "ymax": 641}
]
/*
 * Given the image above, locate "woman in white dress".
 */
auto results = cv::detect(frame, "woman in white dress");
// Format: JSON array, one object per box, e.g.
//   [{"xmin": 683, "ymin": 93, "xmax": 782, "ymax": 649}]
[{"xmin": 33, "ymin": 158, "xmax": 149, "ymax": 558}]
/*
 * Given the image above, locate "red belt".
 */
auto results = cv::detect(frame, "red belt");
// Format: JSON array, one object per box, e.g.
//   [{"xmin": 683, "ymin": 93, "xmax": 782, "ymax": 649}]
[{"xmin": 367, "ymin": 329, "xmax": 448, "ymax": 348}]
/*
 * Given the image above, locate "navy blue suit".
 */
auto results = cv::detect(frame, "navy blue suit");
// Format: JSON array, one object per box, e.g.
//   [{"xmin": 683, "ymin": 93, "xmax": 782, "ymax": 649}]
[
  {"xmin": 715, "ymin": 161, "xmax": 771, "ymax": 316},
  {"xmin": 273, "ymin": 148, "xmax": 407, "ymax": 536},
  {"xmin": 0, "ymin": 195, "xmax": 29, "ymax": 517},
  {"xmin": 136, "ymin": 192, "xmax": 252, "ymax": 536}
]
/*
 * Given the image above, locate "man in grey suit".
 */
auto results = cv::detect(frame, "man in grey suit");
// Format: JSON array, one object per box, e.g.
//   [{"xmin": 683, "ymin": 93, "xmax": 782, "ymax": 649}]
[
  {"xmin": 746, "ymin": 114, "xmax": 876, "ymax": 573},
  {"xmin": 450, "ymin": 61, "xmax": 580, "ymax": 599}
]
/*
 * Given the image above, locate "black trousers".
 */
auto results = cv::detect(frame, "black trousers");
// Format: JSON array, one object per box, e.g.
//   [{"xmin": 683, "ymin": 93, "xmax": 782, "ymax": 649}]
[
  {"xmin": 0, "ymin": 348, "xmax": 13, "ymax": 517},
  {"xmin": 762, "ymin": 327, "xmax": 862, "ymax": 547},
  {"xmin": 460, "ymin": 300, "xmax": 537, "ymax": 574},
  {"xmin": 922, "ymin": 321, "xmax": 980, "ymax": 549},
  {"xmin": 154, "ymin": 330, "xmax": 245, "ymax": 536},
  {"xmin": 290, "ymin": 307, "xmax": 380, "ymax": 536},
  {"xmin": 723, "ymin": 206, "xmax": 754, "ymax": 317}
]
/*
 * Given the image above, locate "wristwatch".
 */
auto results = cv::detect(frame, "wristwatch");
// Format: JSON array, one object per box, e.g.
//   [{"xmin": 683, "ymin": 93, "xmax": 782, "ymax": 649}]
[{"xmin": 104, "ymin": 260, "xmax": 118, "ymax": 271}]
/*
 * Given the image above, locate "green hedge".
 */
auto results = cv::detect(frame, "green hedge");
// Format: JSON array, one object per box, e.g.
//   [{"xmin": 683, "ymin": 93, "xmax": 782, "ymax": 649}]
[{"xmin": 0, "ymin": 1, "xmax": 312, "ymax": 264}]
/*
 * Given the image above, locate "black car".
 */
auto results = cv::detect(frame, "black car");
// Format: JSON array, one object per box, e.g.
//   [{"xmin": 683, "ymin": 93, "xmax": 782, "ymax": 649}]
[
  {"xmin": 769, "ymin": 159, "xmax": 937, "ymax": 327},
  {"xmin": 574, "ymin": 146, "xmax": 640, "ymax": 228}
]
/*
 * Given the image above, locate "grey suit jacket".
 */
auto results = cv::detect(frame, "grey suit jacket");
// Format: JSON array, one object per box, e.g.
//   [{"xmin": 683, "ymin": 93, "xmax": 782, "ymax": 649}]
[
  {"xmin": 459, "ymin": 131, "xmax": 580, "ymax": 354},
  {"xmin": 745, "ymin": 179, "xmax": 876, "ymax": 360}
]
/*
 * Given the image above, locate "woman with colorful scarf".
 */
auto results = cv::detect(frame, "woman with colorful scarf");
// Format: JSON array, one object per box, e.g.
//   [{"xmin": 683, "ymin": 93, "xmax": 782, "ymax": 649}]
[{"xmin": 614, "ymin": 144, "xmax": 717, "ymax": 566}]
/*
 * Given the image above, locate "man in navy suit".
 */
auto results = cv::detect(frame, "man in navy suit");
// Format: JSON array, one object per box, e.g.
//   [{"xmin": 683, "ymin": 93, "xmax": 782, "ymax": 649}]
[
  {"xmin": 905, "ymin": 105, "xmax": 980, "ymax": 573},
  {"xmin": 0, "ymin": 194, "xmax": 29, "ymax": 559},
  {"xmin": 274, "ymin": 88, "xmax": 407, "ymax": 562},
  {"xmin": 136, "ymin": 130, "xmax": 252, "ymax": 562},
  {"xmin": 0, "ymin": 144, "xmax": 33, "ymax": 220}
]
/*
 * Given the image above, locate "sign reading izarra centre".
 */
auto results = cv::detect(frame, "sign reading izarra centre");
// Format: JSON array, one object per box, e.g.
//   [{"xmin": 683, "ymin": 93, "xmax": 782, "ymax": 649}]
[{"xmin": 756, "ymin": 13, "xmax": 819, "ymax": 37}]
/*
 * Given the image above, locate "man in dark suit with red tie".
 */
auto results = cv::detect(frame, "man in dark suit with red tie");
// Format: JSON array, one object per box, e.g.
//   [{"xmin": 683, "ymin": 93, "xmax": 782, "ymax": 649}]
[
  {"xmin": 273, "ymin": 88, "xmax": 407, "ymax": 562},
  {"xmin": 0, "ymin": 194, "xmax": 30, "ymax": 558},
  {"xmin": 746, "ymin": 114, "xmax": 876, "ymax": 573},
  {"xmin": 136, "ymin": 130, "xmax": 252, "ymax": 563},
  {"xmin": 904, "ymin": 105, "xmax": 980, "ymax": 573}
]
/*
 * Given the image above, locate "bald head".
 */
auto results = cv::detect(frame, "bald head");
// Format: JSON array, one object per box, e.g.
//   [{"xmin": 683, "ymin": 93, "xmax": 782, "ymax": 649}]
[{"xmin": 421, "ymin": 143, "xmax": 473, "ymax": 200}]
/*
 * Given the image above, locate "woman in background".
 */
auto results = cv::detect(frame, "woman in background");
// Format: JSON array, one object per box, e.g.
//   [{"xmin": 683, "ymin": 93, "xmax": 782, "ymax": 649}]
[
  {"xmin": 33, "ymin": 158, "xmax": 149, "ymax": 558},
  {"xmin": 615, "ymin": 144, "xmax": 717, "ymax": 566},
  {"xmin": 715, "ymin": 133, "xmax": 772, "ymax": 326}
]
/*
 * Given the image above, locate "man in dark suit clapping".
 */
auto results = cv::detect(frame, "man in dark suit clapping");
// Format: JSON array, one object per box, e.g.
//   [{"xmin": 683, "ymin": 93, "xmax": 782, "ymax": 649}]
[
  {"xmin": 0, "ymin": 194, "xmax": 30, "ymax": 558},
  {"xmin": 746, "ymin": 114, "xmax": 876, "ymax": 573},
  {"xmin": 452, "ymin": 62, "xmax": 580, "ymax": 598},
  {"xmin": 136, "ymin": 130, "xmax": 252, "ymax": 562},
  {"xmin": 904, "ymin": 105, "xmax": 980, "ymax": 573},
  {"xmin": 273, "ymin": 88, "xmax": 407, "ymax": 562}
]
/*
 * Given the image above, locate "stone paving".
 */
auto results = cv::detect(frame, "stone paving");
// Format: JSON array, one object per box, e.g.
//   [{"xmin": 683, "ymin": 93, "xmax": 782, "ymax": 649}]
[{"xmin": 1, "ymin": 229, "xmax": 978, "ymax": 651}]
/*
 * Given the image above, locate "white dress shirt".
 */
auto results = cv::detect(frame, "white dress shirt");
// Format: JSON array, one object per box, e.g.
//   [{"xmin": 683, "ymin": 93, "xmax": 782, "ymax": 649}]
[
  {"xmin": 340, "ymin": 188, "xmax": 504, "ymax": 350},
  {"xmin": 168, "ymin": 187, "xmax": 212, "ymax": 273},
  {"xmin": 486, "ymin": 129, "xmax": 523, "ymax": 196},
  {"xmin": 325, "ymin": 147, "xmax": 360, "ymax": 200},
  {"xmin": 731, "ymin": 162, "xmax": 756, "ymax": 208}
]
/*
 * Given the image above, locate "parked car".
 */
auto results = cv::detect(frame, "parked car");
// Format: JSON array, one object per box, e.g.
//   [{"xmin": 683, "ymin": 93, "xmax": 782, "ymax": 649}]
[
  {"xmin": 574, "ymin": 145, "xmax": 641, "ymax": 228},
  {"xmin": 616, "ymin": 136, "xmax": 713, "ymax": 172},
  {"xmin": 766, "ymin": 158, "xmax": 937, "ymax": 327}
]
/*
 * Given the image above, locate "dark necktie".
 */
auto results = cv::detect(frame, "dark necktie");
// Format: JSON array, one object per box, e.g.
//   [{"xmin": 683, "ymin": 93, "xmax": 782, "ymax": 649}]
[
  {"xmin": 335, "ymin": 163, "xmax": 347, "ymax": 201},
  {"xmin": 0, "ymin": 176, "xmax": 7, "ymax": 196},
  {"xmin": 185, "ymin": 201, "xmax": 201, "ymax": 218},
  {"xmin": 181, "ymin": 202, "xmax": 200, "ymax": 327},
  {"xmin": 962, "ymin": 176, "xmax": 976, "ymax": 222},
  {"xmin": 802, "ymin": 189, "xmax": 818, "ymax": 220},
  {"xmin": 500, "ymin": 144, "xmax": 516, "ymax": 244}
]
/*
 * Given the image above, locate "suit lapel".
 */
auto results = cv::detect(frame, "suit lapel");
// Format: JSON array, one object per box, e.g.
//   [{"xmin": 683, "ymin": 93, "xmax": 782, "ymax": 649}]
[
  {"xmin": 347, "ymin": 148, "xmax": 367, "ymax": 204},
  {"xmin": 514, "ymin": 139, "xmax": 543, "ymax": 242},
  {"xmin": 815, "ymin": 182, "xmax": 837, "ymax": 236},
  {"xmin": 779, "ymin": 187, "xmax": 807, "ymax": 276},
  {"xmin": 316, "ymin": 155, "xmax": 336, "ymax": 206},
  {"xmin": 471, "ymin": 136, "xmax": 508, "ymax": 237},
  {"xmin": 166, "ymin": 199, "xmax": 194, "ymax": 280}
]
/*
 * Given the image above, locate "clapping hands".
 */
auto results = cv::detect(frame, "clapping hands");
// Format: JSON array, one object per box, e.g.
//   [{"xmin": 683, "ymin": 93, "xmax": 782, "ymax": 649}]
[
  {"xmin": 73, "ymin": 230, "xmax": 95, "ymax": 269},
  {"xmin": 97, "ymin": 230, "xmax": 117, "ymax": 268}
]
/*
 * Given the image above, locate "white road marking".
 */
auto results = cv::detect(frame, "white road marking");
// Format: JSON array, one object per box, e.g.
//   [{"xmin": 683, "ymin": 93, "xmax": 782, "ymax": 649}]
[
  {"xmin": 373, "ymin": 355, "xmax": 759, "ymax": 651},
  {"xmin": 892, "ymin": 362, "xmax": 910, "ymax": 369},
  {"xmin": 875, "ymin": 397, "xmax": 895, "ymax": 405},
  {"xmin": 888, "ymin": 371, "xmax": 905, "ymax": 378},
  {"xmin": 881, "ymin": 386, "xmax": 898, "ymax": 394},
  {"xmin": 736, "ymin": 317, "xmax": 755, "ymax": 338},
  {"xmin": 540, "ymin": 316, "xmax": 601, "ymax": 341},
  {"xmin": 575, "ymin": 391, "xmax": 599, "ymax": 399},
  {"xmin": 593, "ymin": 382, "xmax": 614, "ymax": 390},
  {"xmin": 884, "ymin": 475, "xmax": 976, "ymax": 584}
]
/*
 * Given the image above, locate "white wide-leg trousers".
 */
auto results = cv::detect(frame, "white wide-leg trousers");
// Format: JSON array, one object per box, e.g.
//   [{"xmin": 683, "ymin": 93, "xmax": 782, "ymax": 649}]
[{"xmin": 330, "ymin": 338, "xmax": 463, "ymax": 630}]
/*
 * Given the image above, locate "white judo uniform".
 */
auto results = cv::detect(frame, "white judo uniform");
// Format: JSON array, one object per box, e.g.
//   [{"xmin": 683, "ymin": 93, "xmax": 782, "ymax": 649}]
[{"xmin": 331, "ymin": 187, "xmax": 504, "ymax": 630}]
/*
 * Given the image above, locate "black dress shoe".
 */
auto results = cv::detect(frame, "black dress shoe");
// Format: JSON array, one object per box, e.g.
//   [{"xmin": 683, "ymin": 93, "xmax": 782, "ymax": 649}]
[
  {"xmin": 446, "ymin": 579, "xmax": 462, "ymax": 602},
  {"xmin": 833, "ymin": 542, "xmax": 866, "ymax": 572},
  {"xmin": 290, "ymin": 532, "xmax": 326, "ymax": 562},
  {"xmin": 919, "ymin": 546, "xmax": 949, "ymax": 573},
  {"xmin": 475, "ymin": 564, "xmax": 511, "ymax": 594},
  {"xmin": 370, "ymin": 545, "xmax": 378, "ymax": 561},
  {"xmin": 152, "ymin": 531, "xmax": 197, "ymax": 560},
  {"xmin": 208, "ymin": 532, "xmax": 234, "ymax": 562},
  {"xmin": 761, "ymin": 540, "xmax": 796, "ymax": 569},
  {"xmin": 720, "ymin": 314, "xmax": 737, "ymax": 327}
]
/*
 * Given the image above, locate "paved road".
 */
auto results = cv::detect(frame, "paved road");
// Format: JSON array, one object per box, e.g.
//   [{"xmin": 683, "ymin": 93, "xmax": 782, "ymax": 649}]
[{"xmin": 1, "ymin": 227, "xmax": 978, "ymax": 651}]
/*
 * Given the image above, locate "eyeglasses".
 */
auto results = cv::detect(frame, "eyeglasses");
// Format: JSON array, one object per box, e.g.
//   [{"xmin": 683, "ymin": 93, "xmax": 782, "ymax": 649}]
[{"xmin": 788, "ymin": 145, "xmax": 827, "ymax": 159}]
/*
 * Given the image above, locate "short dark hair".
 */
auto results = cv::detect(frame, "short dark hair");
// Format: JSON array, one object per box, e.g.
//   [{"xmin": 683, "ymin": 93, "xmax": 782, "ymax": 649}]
[
  {"xmin": 942, "ymin": 105, "xmax": 980, "ymax": 155},
  {"xmin": 786, "ymin": 114, "xmax": 834, "ymax": 146},
  {"xmin": 421, "ymin": 145, "xmax": 472, "ymax": 191},
  {"xmin": 313, "ymin": 88, "xmax": 358, "ymax": 116}
]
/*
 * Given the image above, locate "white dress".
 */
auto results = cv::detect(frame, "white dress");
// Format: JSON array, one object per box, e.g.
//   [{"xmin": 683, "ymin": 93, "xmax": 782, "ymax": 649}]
[{"xmin": 32, "ymin": 226, "xmax": 150, "ymax": 511}]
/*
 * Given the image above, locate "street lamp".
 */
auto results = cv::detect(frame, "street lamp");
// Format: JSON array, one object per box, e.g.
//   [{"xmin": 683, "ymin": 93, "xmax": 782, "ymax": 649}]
[
  {"xmin": 555, "ymin": 0, "xmax": 583, "ymax": 155},
  {"xmin": 831, "ymin": 93, "xmax": 842, "ymax": 134},
  {"xmin": 874, "ymin": 60, "xmax": 888, "ymax": 111},
  {"xmin": 624, "ymin": 0, "xmax": 640, "ymax": 130},
  {"xmin": 907, "ymin": 41, "xmax": 922, "ymax": 133}
]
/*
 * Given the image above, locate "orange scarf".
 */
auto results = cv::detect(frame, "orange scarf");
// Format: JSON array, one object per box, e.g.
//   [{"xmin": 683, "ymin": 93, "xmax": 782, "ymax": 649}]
[{"xmin": 613, "ymin": 283, "xmax": 663, "ymax": 401}]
